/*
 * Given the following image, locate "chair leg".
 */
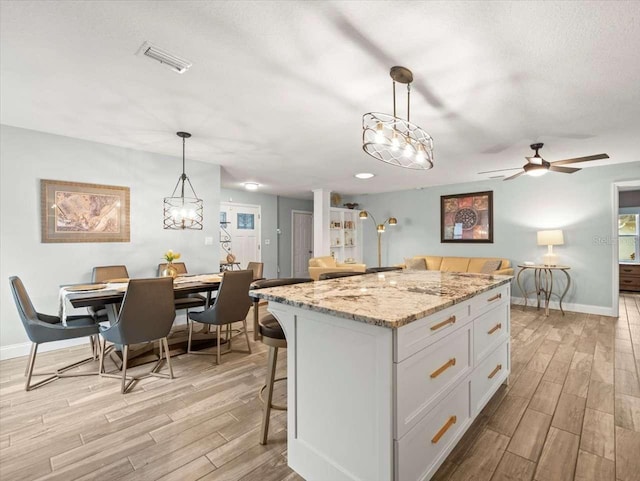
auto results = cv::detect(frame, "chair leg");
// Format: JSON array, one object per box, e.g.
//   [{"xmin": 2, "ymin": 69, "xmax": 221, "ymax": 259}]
[
  {"xmin": 243, "ymin": 319, "xmax": 252, "ymax": 354},
  {"xmin": 121, "ymin": 345, "xmax": 129, "ymax": 394},
  {"xmin": 24, "ymin": 343, "xmax": 38, "ymax": 391},
  {"xmin": 187, "ymin": 318, "xmax": 194, "ymax": 353},
  {"xmin": 98, "ymin": 337, "xmax": 106, "ymax": 375},
  {"xmin": 260, "ymin": 345, "xmax": 279, "ymax": 445},
  {"xmin": 163, "ymin": 337, "xmax": 174, "ymax": 379},
  {"xmin": 216, "ymin": 325, "xmax": 222, "ymax": 365},
  {"xmin": 253, "ymin": 300, "xmax": 260, "ymax": 342}
]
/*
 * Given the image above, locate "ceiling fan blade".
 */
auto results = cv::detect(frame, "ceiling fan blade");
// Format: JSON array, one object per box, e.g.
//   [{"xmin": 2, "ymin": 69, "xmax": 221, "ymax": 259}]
[
  {"xmin": 549, "ymin": 165, "xmax": 580, "ymax": 174},
  {"xmin": 503, "ymin": 171, "xmax": 525, "ymax": 181},
  {"xmin": 552, "ymin": 154, "xmax": 609, "ymax": 166},
  {"xmin": 477, "ymin": 167, "xmax": 522, "ymax": 174}
]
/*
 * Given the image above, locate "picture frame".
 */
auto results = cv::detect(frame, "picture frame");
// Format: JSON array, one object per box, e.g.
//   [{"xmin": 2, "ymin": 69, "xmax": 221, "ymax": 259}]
[
  {"xmin": 441, "ymin": 191, "xmax": 493, "ymax": 243},
  {"xmin": 41, "ymin": 179, "xmax": 130, "ymax": 243}
]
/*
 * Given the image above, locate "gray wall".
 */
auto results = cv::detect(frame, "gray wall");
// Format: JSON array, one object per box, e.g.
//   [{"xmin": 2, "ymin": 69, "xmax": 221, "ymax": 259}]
[
  {"xmin": 1, "ymin": 125, "xmax": 221, "ymax": 351},
  {"xmin": 620, "ymin": 190, "xmax": 640, "ymax": 207},
  {"xmin": 349, "ymin": 162, "xmax": 640, "ymax": 313},
  {"xmin": 220, "ymin": 189, "xmax": 313, "ymax": 278}
]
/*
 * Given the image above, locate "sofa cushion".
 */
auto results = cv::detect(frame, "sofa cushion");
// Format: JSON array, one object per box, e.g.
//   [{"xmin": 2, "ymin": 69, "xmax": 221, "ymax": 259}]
[
  {"xmin": 405, "ymin": 257, "xmax": 427, "ymax": 270},
  {"xmin": 480, "ymin": 259, "xmax": 502, "ymax": 274},
  {"xmin": 413, "ymin": 256, "xmax": 443, "ymax": 270},
  {"xmin": 440, "ymin": 257, "xmax": 471, "ymax": 272},
  {"xmin": 468, "ymin": 258, "xmax": 497, "ymax": 273}
]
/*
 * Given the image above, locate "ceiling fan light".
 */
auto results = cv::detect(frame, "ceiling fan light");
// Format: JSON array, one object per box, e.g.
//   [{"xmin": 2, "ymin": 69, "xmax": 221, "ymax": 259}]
[{"xmin": 526, "ymin": 166, "xmax": 548, "ymax": 177}]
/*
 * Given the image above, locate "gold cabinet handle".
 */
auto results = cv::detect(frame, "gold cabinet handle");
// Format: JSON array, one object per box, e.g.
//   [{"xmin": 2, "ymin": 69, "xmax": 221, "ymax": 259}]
[
  {"xmin": 430, "ymin": 315, "xmax": 456, "ymax": 331},
  {"xmin": 430, "ymin": 358, "xmax": 456, "ymax": 378},
  {"xmin": 431, "ymin": 416, "xmax": 457, "ymax": 444},
  {"xmin": 487, "ymin": 323, "xmax": 502, "ymax": 335},
  {"xmin": 487, "ymin": 293, "xmax": 502, "ymax": 302},
  {"xmin": 488, "ymin": 364, "xmax": 502, "ymax": 379}
]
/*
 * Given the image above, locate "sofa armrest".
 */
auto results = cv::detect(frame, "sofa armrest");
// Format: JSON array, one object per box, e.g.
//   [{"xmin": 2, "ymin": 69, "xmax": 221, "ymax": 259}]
[{"xmin": 494, "ymin": 268, "xmax": 514, "ymax": 276}]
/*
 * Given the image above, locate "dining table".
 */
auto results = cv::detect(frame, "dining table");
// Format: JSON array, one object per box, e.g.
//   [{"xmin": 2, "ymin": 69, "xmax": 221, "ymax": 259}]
[{"xmin": 61, "ymin": 274, "xmax": 223, "ymax": 368}]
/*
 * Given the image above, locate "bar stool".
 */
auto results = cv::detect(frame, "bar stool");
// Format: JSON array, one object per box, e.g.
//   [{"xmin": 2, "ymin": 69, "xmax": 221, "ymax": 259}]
[{"xmin": 251, "ymin": 278, "xmax": 312, "ymax": 444}]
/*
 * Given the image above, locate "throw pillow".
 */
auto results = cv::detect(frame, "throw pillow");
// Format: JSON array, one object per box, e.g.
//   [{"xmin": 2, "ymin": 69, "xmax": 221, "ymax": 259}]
[
  {"xmin": 405, "ymin": 257, "xmax": 427, "ymax": 270},
  {"xmin": 480, "ymin": 259, "xmax": 502, "ymax": 274}
]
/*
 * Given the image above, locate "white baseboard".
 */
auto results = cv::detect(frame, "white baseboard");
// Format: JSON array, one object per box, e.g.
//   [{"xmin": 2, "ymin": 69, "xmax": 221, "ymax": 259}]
[
  {"xmin": 0, "ymin": 312, "xmax": 190, "ymax": 361},
  {"xmin": 510, "ymin": 296, "xmax": 616, "ymax": 317},
  {"xmin": 0, "ymin": 337, "xmax": 90, "ymax": 361}
]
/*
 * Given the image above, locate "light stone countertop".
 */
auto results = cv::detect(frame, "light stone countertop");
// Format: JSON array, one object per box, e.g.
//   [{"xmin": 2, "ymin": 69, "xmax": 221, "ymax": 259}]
[{"xmin": 250, "ymin": 271, "xmax": 513, "ymax": 329}]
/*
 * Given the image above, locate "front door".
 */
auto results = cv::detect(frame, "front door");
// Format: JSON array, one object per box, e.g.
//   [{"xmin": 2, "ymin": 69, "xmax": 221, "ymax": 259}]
[
  {"xmin": 220, "ymin": 202, "xmax": 261, "ymax": 270},
  {"xmin": 292, "ymin": 210, "xmax": 313, "ymax": 277}
]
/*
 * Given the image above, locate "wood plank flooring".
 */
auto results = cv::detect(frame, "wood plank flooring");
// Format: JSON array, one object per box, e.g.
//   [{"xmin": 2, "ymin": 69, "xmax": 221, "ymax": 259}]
[{"xmin": 1, "ymin": 294, "xmax": 639, "ymax": 481}]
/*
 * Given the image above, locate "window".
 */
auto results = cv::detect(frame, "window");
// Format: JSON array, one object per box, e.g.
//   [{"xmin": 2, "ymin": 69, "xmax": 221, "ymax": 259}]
[
  {"xmin": 619, "ymin": 214, "xmax": 639, "ymax": 262},
  {"xmin": 220, "ymin": 211, "xmax": 227, "ymax": 224},
  {"xmin": 237, "ymin": 213, "xmax": 255, "ymax": 230}
]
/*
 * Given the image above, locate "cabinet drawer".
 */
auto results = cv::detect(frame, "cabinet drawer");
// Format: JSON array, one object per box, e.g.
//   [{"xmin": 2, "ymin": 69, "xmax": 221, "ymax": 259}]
[
  {"xmin": 620, "ymin": 275, "xmax": 640, "ymax": 291},
  {"xmin": 395, "ymin": 379, "xmax": 471, "ymax": 481},
  {"xmin": 470, "ymin": 284, "xmax": 510, "ymax": 318},
  {"xmin": 471, "ymin": 341, "xmax": 510, "ymax": 416},
  {"xmin": 396, "ymin": 323, "xmax": 472, "ymax": 438},
  {"xmin": 620, "ymin": 264, "xmax": 640, "ymax": 275},
  {"xmin": 473, "ymin": 303, "xmax": 509, "ymax": 364},
  {"xmin": 395, "ymin": 302, "xmax": 470, "ymax": 362}
]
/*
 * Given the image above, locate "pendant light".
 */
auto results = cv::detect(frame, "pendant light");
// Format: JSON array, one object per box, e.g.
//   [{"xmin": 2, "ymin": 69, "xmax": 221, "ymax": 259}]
[
  {"xmin": 362, "ymin": 66, "xmax": 434, "ymax": 170},
  {"xmin": 163, "ymin": 131, "xmax": 203, "ymax": 230}
]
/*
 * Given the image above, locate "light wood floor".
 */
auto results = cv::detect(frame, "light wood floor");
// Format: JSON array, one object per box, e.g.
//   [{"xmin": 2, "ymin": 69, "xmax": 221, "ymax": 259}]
[{"xmin": 1, "ymin": 295, "xmax": 639, "ymax": 481}]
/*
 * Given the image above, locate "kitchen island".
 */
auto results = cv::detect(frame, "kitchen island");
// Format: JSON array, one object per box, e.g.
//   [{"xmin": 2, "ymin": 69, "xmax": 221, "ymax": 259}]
[{"xmin": 251, "ymin": 270, "xmax": 512, "ymax": 481}]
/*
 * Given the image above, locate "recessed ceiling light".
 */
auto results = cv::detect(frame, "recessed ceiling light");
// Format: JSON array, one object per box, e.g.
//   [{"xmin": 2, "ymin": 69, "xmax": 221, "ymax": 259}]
[
  {"xmin": 244, "ymin": 182, "xmax": 259, "ymax": 191},
  {"xmin": 355, "ymin": 173, "xmax": 375, "ymax": 179}
]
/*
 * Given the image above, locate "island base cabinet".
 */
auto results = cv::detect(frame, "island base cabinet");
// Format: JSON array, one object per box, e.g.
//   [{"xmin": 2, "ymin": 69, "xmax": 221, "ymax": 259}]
[
  {"xmin": 266, "ymin": 283, "xmax": 510, "ymax": 481},
  {"xmin": 395, "ymin": 380, "xmax": 472, "ymax": 481}
]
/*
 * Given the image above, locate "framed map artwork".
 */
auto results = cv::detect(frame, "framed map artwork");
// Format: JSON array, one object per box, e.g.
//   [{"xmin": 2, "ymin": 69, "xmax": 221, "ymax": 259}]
[
  {"xmin": 41, "ymin": 179, "xmax": 130, "ymax": 243},
  {"xmin": 441, "ymin": 191, "xmax": 493, "ymax": 243}
]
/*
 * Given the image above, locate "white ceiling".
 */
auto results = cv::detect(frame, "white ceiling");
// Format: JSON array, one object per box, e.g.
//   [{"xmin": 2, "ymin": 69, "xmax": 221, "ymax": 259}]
[{"xmin": 1, "ymin": 1, "xmax": 639, "ymax": 198}]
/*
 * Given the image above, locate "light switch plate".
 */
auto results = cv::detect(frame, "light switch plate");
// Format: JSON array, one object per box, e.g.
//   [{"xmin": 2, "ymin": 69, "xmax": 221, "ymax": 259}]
[
  {"xmin": 264, "ymin": 239, "xmax": 271, "ymax": 245},
  {"xmin": 204, "ymin": 237, "xmax": 213, "ymax": 245}
]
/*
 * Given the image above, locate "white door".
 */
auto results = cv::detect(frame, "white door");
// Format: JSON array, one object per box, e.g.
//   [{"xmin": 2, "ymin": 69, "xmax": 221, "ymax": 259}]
[
  {"xmin": 292, "ymin": 210, "xmax": 313, "ymax": 277},
  {"xmin": 221, "ymin": 202, "xmax": 261, "ymax": 269}
]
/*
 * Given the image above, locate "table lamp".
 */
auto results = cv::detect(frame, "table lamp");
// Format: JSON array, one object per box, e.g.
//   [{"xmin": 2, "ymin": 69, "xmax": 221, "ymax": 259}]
[{"xmin": 537, "ymin": 229, "xmax": 564, "ymax": 266}]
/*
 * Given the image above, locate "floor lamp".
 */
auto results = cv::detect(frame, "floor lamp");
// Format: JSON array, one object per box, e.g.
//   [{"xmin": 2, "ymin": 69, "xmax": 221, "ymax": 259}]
[{"xmin": 359, "ymin": 211, "xmax": 398, "ymax": 267}]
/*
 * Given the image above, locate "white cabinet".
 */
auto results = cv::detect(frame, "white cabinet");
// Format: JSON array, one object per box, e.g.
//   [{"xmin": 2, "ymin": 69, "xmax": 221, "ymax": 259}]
[
  {"xmin": 329, "ymin": 207, "xmax": 363, "ymax": 263},
  {"xmin": 268, "ymin": 283, "xmax": 511, "ymax": 481}
]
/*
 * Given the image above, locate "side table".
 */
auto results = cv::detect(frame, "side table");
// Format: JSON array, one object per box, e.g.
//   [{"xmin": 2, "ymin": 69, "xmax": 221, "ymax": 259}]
[
  {"xmin": 220, "ymin": 262, "xmax": 241, "ymax": 272},
  {"xmin": 516, "ymin": 264, "xmax": 571, "ymax": 316}
]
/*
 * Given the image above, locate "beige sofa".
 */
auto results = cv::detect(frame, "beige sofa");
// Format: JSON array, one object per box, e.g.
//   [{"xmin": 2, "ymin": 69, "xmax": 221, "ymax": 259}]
[
  {"xmin": 404, "ymin": 255, "xmax": 514, "ymax": 276},
  {"xmin": 308, "ymin": 256, "xmax": 367, "ymax": 281}
]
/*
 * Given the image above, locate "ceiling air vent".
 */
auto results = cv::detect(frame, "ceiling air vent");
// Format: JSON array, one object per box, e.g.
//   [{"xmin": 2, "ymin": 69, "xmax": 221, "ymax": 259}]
[{"xmin": 136, "ymin": 41, "xmax": 192, "ymax": 74}]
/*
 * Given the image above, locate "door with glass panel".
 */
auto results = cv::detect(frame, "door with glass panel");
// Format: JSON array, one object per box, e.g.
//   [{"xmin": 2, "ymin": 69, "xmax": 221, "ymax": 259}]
[{"xmin": 220, "ymin": 203, "xmax": 261, "ymax": 270}]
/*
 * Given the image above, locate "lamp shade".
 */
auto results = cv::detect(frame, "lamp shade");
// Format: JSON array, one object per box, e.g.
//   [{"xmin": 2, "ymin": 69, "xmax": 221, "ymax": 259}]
[{"xmin": 537, "ymin": 229, "xmax": 564, "ymax": 246}]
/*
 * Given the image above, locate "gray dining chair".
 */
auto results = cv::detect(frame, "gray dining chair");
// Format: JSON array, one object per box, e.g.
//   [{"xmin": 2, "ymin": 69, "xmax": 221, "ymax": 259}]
[
  {"xmin": 247, "ymin": 261, "xmax": 264, "ymax": 280},
  {"xmin": 187, "ymin": 269, "xmax": 253, "ymax": 364},
  {"xmin": 250, "ymin": 277, "xmax": 313, "ymax": 444},
  {"xmin": 9, "ymin": 276, "xmax": 100, "ymax": 391},
  {"xmin": 98, "ymin": 277, "xmax": 176, "ymax": 394},
  {"xmin": 157, "ymin": 262, "xmax": 207, "ymax": 312},
  {"xmin": 89, "ymin": 265, "xmax": 130, "ymax": 323}
]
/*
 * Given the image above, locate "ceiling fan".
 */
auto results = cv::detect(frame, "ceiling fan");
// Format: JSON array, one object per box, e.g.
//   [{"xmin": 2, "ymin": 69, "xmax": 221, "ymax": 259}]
[{"xmin": 478, "ymin": 143, "xmax": 610, "ymax": 181}]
